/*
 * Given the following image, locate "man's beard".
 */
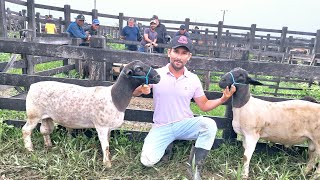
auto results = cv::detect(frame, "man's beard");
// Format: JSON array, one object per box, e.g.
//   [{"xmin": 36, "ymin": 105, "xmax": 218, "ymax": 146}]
[{"xmin": 171, "ymin": 60, "xmax": 184, "ymax": 71}]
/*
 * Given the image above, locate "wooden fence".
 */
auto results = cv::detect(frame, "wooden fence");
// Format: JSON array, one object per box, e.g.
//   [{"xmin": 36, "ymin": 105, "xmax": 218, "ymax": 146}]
[
  {"xmin": 0, "ymin": 38, "xmax": 319, "ymax": 153},
  {"xmin": 2, "ymin": 0, "xmax": 320, "ymax": 64}
]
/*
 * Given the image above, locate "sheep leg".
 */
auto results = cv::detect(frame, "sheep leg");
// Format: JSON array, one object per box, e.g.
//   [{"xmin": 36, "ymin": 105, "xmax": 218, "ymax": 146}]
[
  {"xmin": 242, "ymin": 134, "xmax": 259, "ymax": 179},
  {"xmin": 22, "ymin": 118, "xmax": 40, "ymax": 151},
  {"xmin": 305, "ymin": 141, "xmax": 316, "ymax": 175},
  {"xmin": 40, "ymin": 118, "xmax": 55, "ymax": 149},
  {"xmin": 311, "ymin": 143, "xmax": 320, "ymax": 179},
  {"xmin": 96, "ymin": 127, "xmax": 112, "ymax": 168}
]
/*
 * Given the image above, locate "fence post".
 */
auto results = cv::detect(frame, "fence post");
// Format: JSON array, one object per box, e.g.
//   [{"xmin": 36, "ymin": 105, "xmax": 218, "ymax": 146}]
[
  {"xmin": 36, "ymin": 12, "xmax": 41, "ymax": 33},
  {"xmin": 92, "ymin": 9, "xmax": 98, "ymax": 20},
  {"xmin": 21, "ymin": 9, "xmax": 26, "ymax": 29},
  {"xmin": 27, "ymin": 0, "xmax": 36, "ymax": 37},
  {"xmin": 59, "ymin": 17, "xmax": 64, "ymax": 33},
  {"xmin": 64, "ymin": 5, "xmax": 71, "ymax": 30},
  {"xmin": 265, "ymin": 34, "xmax": 270, "ymax": 51},
  {"xmin": 89, "ymin": 36, "xmax": 107, "ymax": 81},
  {"xmin": 279, "ymin": 26, "xmax": 288, "ymax": 52},
  {"xmin": 312, "ymin": 30, "xmax": 320, "ymax": 54},
  {"xmin": 0, "ymin": 0, "xmax": 7, "ymax": 37},
  {"xmin": 249, "ymin": 24, "xmax": 256, "ymax": 50},
  {"xmin": 215, "ymin": 21, "xmax": 223, "ymax": 58},
  {"xmin": 184, "ymin": 18, "xmax": 190, "ymax": 31},
  {"xmin": 119, "ymin": 13, "xmax": 124, "ymax": 38}
]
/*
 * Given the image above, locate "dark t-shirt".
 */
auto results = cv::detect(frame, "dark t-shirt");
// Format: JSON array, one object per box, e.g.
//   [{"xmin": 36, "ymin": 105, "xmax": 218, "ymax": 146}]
[
  {"xmin": 83, "ymin": 25, "xmax": 98, "ymax": 36},
  {"xmin": 141, "ymin": 28, "xmax": 158, "ymax": 46},
  {"xmin": 121, "ymin": 26, "xmax": 140, "ymax": 41}
]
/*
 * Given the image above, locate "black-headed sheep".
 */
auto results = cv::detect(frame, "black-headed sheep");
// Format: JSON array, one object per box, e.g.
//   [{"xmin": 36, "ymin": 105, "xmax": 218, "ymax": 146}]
[
  {"xmin": 219, "ymin": 67, "xmax": 320, "ymax": 179},
  {"xmin": 22, "ymin": 60, "xmax": 160, "ymax": 167}
]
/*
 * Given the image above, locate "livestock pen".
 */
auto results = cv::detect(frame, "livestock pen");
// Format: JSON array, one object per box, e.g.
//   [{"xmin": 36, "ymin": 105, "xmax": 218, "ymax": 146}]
[
  {"xmin": 1, "ymin": 0, "xmax": 320, "ymax": 178},
  {"xmin": 0, "ymin": 37, "xmax": 320, "ymax": 178}
]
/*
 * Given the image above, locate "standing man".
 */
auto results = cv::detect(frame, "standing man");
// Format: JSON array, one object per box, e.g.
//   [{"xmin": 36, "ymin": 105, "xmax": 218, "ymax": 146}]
[
  {"xmin": 66, "ymin": 14, "xmax": 90, "ymax": 42},
  {"xmin": 152, "ymin": 15, "xmax": 167, "ymax": 53},
  {"xmin": 84, "ymin": 19, "xmax": 100, "ymax": 36},
  {"xmin": 138, "ymin": 19, "xmax": 158, "ymax": 52},
  {"xmin": 120, "ymin": 18, "xmax": 141, "ymax": 51},
  {"xmin": 133, "ymin": 35, "xmax": 236, "ymax": 179},
  {"xmin": 175, "ymin": 25, "xmax": 190, "ymax": 37}
]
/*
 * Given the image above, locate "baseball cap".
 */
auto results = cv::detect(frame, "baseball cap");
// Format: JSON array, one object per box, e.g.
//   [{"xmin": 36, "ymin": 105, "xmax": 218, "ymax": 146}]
[
  {"xmin": 92, "ymin": 19, "xmax": 100, "ymax": 25},
  {"xmin": 152, "ymin": 15, "xmax": 158, "ymax": 19},
  {"xmin": 75, "ymin": 14, "xmax": 85, "ymax": 20},
  {"xmin": 170, "ymin": 35, "xmax": 193, "ymax": 52},
  {"xmin": 150, "ymin": 19, "xmax": 157, "ymax": 24},
  {"xmin": 180, "ymin": 25, "xmax": 186, "ymax": 30}
]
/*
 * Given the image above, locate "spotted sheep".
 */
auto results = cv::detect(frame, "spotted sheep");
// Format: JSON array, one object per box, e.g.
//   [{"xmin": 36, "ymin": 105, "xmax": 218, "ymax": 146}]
[
  {"xmin": 219, "ymin": 67, "xmax": 320, "ymax": 179},
  {"xmin": 22, "ymin": 60, "xmax": 160, "ymax": 167}
]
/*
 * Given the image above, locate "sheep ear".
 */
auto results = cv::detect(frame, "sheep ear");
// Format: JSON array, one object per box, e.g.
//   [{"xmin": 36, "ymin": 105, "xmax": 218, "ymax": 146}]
[
  {"xmin": 133, "ymin": 65, "xmax": 142, "ymax": 72},
  {"xmin": 123, "ymin": 68, "xmax": 133, "ymax": 76},
  {"xmin": 248, "ymin": 77, "xmax": 263, "ymax": 85}
]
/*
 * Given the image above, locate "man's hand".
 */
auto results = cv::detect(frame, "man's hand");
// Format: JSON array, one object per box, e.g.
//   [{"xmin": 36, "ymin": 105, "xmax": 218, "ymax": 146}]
[
  {"xmin": 141, "ymin": 84, "xmax": 151, "ymax": 94},
  {"xmin": 221, "ymin": 85, "xmax": 236, "ymax": 102}
]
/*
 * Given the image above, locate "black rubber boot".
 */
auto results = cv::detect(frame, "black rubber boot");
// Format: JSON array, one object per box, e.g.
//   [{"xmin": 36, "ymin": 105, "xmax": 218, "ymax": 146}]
[
  {"xmin": 161, "ymin": 142, "xmax": 173, "ymax": 163},
  {"xmin": 187, "ymin": 146, "xmax": 209, "ymax": 180}
]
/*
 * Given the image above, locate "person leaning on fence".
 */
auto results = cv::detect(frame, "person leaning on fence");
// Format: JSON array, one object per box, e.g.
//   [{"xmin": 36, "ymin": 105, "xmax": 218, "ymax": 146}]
[
  {"xmin": 44, "ymin": 16, "xmax": 57, "ymax": 34},
  {"xmin": 84, "ymin": 19, "xmax": 100, "ymax": 36},
  {"xmin": 152, "ymin": 15, "xmax": 167, "ymax": 54},
  {"xmin": 120, "ymin": 18, "xmax": 141, "ymax": 51},
  {"xmin": 138, "ymin": 19, "xmax": 158, "ymax": 52},
  {"xmin": 66, "ymin": 14, "xmax": 90, "ymax": 44},
  {"xmin": 133, "ymin": 35, "xmax": 236, "ymax": 179},
  {"xmin": 175, "ymin": 25, "xmax": 190, "ymax": 38}
]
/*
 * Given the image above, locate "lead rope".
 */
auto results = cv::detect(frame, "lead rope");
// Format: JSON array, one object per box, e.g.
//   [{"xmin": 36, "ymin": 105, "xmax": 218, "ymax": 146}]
[{"xmin": 122, "ymin": 67, "xmax": 152, "ymax": 85}]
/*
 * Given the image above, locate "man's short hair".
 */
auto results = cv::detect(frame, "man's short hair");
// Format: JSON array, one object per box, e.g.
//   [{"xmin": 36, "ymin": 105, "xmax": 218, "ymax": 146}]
[{"xmin": 128, "ymin": 18, "xmax": 135, "ymax": 22}]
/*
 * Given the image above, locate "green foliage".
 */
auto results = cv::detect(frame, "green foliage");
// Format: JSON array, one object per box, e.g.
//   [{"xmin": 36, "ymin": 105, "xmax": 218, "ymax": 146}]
[
  {"xmin": 0, "ymin": 110, "xmax": 26, "ymax": 121},
  {"xmin": 35, "ymin": 60, "xmax": 63, "ymax": 72},
  {"xmin": 0, "ymin": 53, "xmax": 11, "ymax": 62},
  {"xmin": 108, "ymin": 43, "xmax": 126, "ymax": 50}
]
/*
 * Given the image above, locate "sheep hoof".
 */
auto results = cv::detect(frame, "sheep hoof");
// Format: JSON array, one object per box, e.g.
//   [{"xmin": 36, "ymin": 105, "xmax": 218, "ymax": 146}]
[
  {"xmin": 25, "ymin": 147, "xmax": 34, "ymax": 152},
  {"xmin": 242, "ymin": 174, "xmax": 249, "ymax": 179},
  {"xmin": 104, "ymin": 161, "xmax": 112, "ymax": 168},
  {"xmin": 311, "ymin": 173, "xmax": 320, "ymax": 180}
]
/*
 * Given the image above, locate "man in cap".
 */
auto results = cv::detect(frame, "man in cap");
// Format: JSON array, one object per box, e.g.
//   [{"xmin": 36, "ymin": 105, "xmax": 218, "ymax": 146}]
[
  {"xmin": 175, "ymin": 24, "xmax": 190, "ymax": 38},
  {"xmin": 66, "ymin": 14, "xmax": 90, "ymax": 42},
  {"xmin": 84, "ymin": 19, "xmax": 100, "ymax": 36},
  {"xmin": 133, "ymin": 36, "xmax": 236, "ymax": 179},
  {"xmin": 138, "ymin": 19, "xmax": 158, "ymax": 52},
  {"xmin": 152, "ymin": 15, "xmax": 167, "ymax": 54}
]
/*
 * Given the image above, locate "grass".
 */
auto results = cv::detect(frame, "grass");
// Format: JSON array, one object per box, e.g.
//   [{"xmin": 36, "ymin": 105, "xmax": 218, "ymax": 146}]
[{"xmin": 0, "ymin": 121, "xmax": 312, "ymax": 179}]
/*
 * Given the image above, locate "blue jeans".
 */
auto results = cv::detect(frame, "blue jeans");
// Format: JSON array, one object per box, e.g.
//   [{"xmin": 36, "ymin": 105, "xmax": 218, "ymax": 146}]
[
  {"xmin": 138, "ymin": 46, "xmax": 145, "ymax": 52},
  {"xmin": 140, "ymin": 116, "xmax": 217, "ymax": 167}
]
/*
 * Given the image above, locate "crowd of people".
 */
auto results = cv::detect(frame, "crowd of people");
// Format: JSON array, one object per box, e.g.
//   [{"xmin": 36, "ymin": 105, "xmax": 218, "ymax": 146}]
[{"xmin": 45, "ymin": 14, "xmax": 201, "ymax": 52}]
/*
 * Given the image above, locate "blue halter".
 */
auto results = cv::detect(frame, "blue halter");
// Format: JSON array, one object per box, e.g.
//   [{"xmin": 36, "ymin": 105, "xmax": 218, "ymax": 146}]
[
  {"xmin": 228, "ymin": 72, "xmax": 248, "ymax": 86},
  {"xmin": 130, "ymin": 67, "xmax": 152, "ymax": 85}
]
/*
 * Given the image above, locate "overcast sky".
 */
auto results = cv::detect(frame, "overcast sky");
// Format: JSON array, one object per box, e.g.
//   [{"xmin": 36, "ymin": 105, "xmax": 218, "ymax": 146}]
[{"xmin": 5, "ymin": 0, "xmax": 320, "ymax": 37}]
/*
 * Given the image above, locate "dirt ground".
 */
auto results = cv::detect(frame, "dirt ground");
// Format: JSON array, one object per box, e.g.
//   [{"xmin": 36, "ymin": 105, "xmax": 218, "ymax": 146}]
[{"xmin": 124, "ymin": 97, "xmax": 154, "ymax": 131}]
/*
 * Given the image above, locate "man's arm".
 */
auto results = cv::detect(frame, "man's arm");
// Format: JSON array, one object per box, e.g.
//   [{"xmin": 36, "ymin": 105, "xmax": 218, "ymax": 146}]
[
  {"xmin": 194, "ymin": 85, "xmax": 236, "ymax": 112},
  {"xmin": 69, "ymin": 25, "xmax": 87, "ymax": 39}
]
